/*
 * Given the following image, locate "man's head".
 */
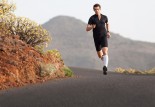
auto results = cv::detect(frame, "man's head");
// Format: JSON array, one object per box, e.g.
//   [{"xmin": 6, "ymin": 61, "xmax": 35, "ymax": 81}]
[{"xmin": 93, "ymin": 3, "xmax": 101, "ymax": 15}]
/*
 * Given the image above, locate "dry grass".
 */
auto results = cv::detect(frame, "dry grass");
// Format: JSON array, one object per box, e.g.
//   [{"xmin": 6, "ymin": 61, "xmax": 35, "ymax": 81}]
[{"xmin": 115, "ymin": 67, "xmax": 155, "ymax": 75}]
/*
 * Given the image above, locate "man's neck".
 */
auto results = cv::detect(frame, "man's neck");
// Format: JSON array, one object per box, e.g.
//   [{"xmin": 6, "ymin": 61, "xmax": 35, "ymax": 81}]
[{"xmin": 96, "ymin": 13, "xmax": 101, "ymax": 16}]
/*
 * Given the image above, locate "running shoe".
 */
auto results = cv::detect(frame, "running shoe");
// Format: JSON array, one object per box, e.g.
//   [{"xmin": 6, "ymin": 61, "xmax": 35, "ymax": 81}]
[{"xmin": 103, "ymin": 66, "xmax": 107, "ymax": 75}]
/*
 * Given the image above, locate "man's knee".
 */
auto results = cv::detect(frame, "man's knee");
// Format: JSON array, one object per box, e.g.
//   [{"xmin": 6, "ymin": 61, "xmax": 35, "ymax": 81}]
[
  {"xmin": 97, "ymin": 51, "xmax": 103, "ymax": 58},
  {"xmin": 103, "ymin": 51, "xmax": 108, "ymax": 55},
  {"xmin": 102, "ymin": 48, "xmax": 108, "ymax": 55},
  {"xmin": 98, "ymin": 54, "xmax": 102, "ymax": 58}
]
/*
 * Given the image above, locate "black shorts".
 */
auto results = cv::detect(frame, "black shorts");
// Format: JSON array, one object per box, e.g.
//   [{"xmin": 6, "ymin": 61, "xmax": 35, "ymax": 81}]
[{"xmin": 93, "ymin": 36, "xmax": 108, "ymax": 51}]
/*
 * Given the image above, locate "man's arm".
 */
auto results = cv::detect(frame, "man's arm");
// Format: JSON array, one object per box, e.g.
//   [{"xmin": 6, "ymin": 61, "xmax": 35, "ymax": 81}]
[
  {"xmin": 106, "ymin": 23, "xmax": 110, "ymax": 32},
  {"xmin": 86, "ymin": 24, "xmax": 96, "ymax": 31},
  {"xmin": 106, "ymin": 23, "xmax": 111, "ymax": 38}
]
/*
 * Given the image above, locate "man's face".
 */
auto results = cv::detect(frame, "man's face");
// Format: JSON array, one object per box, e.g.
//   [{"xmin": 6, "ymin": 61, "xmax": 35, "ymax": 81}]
[{"xmin": 93, "ymin": 6, "xmax": 101, "ymax": 15}]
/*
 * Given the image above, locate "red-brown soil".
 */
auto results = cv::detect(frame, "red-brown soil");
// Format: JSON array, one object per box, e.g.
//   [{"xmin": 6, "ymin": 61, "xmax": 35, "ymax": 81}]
[{"xmin": 0, "ymin": 35, "xmax": 65, "ymax": 90}]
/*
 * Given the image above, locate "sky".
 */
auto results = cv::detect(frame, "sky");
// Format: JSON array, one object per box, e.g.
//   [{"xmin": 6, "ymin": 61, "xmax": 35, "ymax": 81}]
[{"xmin": 12, "ymin": 0, "xmax": 155, "ymax": 43}]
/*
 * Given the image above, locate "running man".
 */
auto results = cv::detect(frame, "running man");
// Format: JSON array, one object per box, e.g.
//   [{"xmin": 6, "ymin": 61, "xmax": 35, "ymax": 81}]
[{"xmin": 86, "ymin": 3, "xmax": 111, "ymax": 75}]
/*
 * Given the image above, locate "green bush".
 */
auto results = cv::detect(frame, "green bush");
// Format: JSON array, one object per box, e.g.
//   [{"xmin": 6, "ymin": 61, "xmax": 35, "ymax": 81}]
[
  {"xmin": 0, "ymin": 0, "xmax": 16, "ymax": 15},
  {"xmin": 15, "ymin": 17, "xmax": 51, "ymax": 47},
  {"xmin": 0, "ymin": 0, "xmax": 51, "ymax": 49},
  {"xmin": 46, "ymin": 49, "xmax": 62, "ymax": 59},
  {"xmin": 34, "ymin": 45, "xmax": 44, "ymax": 54},
  {"xmin": 40, "ymin": 63, "xmax": 57, "ymax": 77},
  {"xmin": 62, "ymin": 66, "xmax": 73, "ymax": 77}
]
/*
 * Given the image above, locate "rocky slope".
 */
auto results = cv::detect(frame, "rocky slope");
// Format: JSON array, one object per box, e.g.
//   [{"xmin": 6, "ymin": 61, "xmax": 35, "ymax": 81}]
[{"xmin": 0, "ymin": 35, "xmax": 66, "ymax": 90}]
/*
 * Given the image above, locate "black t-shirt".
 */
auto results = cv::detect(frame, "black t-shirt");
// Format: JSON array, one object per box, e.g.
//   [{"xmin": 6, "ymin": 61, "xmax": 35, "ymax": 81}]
[{"xmin": 88, "ymin": 14, "xmax": 108, "ymax": 38}]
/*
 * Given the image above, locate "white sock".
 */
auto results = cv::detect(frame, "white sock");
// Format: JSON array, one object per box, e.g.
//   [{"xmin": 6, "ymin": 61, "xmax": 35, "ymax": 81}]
[{"xmin": 101, "ymin": 55, "xmax": 109, "ymax": 67}]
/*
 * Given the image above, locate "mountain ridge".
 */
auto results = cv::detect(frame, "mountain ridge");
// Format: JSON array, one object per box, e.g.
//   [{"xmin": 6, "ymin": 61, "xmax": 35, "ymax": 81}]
[{"xmin": 42, "ymin": 15, "xmax": 155, "ymax": 70}]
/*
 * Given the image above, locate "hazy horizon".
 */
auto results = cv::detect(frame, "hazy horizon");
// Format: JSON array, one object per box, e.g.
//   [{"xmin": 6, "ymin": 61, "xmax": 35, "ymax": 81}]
[{"xmin": 13, "ymin": 0, "xmax": 155, "ymax": 43}]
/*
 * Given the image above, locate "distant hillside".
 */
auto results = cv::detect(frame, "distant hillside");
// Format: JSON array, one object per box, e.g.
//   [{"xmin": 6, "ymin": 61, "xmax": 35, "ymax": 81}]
[{"xmin": 42, "ymin": 16, "xmax": 155, "ymax": 70}]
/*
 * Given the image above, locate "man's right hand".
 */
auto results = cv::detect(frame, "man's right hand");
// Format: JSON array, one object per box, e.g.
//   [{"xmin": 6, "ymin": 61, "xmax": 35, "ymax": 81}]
[
  {"xmin": 92, "ymin": 24, "xmax": 96, "ymax": 28},
  {"xmin": 86, "ymin": 24, "xmax": 96, "ymax": 31}
]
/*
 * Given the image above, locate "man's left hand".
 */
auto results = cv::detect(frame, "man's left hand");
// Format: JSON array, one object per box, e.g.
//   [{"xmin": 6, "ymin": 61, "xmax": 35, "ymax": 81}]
[{"xmin": 107, "ymin": 32, "xmax": 111, "ymax": 38}]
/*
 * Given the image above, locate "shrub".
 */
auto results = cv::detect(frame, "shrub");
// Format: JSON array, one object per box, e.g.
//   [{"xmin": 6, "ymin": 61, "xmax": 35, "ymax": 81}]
[
  {"xmin": 34, "ymin": 45, "xmax": 44, "ymax": 54},
  {"xmin": 0, "ymin": 0, "xmax": 51, "ymax": 49},
  {"xmin": 115, "ymin": 67, "xmax": 155, "ymax": 75},
  {"xmin": 0, "ymin": 0, "xmax": 16, "ymax": 15},
  {"xmin": 40, "ymin": 63, "xmax": 57, "ymax": 77},
  {"xmin": 0, "ymin": 0, "xmax": 16, "ymax": 35},
  {"xmin": 62, "ymin": 66, "xmax": 73, "ymax": 77},
  {"xmin": 46, "ymin": 49, "xmax": 62, "ymax": 59},
  {"xmin": 15, "ymin": 17, "xmax": 51, "ymax": 47},
  {"xmin": 144, "ymin": 68, "xmax": 155, "ymax": 75}
]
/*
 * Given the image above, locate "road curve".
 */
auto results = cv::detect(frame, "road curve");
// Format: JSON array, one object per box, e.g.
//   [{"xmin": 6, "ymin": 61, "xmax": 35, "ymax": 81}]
[{"xmin": 0, "ymin": 67, "xmax": 155, "ymax": 107}]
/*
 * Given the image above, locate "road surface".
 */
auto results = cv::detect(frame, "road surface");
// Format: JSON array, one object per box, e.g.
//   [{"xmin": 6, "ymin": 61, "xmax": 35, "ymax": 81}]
[{"xmin": 0, "ymin": 67, "xmax": 155, "ymax": 107}]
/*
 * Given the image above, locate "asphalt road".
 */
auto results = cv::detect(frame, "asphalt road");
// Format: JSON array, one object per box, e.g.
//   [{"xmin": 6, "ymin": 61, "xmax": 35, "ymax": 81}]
[{"xmin": 0, "ymin": 67, "xmax": 155, "ymax": 107}]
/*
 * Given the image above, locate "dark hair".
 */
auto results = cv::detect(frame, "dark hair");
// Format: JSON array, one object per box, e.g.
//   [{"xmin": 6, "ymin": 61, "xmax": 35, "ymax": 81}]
[{"xmin": 93, "ymin": 3, "xmax": 101, "ymax": 9}]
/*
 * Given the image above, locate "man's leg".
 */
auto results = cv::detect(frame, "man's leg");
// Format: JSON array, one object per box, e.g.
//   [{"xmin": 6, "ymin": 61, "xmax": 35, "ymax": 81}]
[
  {"xmin": 102, "ymin": 47, "xmax": 108, "ymax": 67},
  {"xmin": 101, "ymin": 47, "xmax": 108, "ymax": 75},
  {"xmin": 97, "ymin": 50, "xmax": 103, "ymax": 59},
  {"xmin": 96, "ymin": 47, "xmax": 108, "ymax": 66}
]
